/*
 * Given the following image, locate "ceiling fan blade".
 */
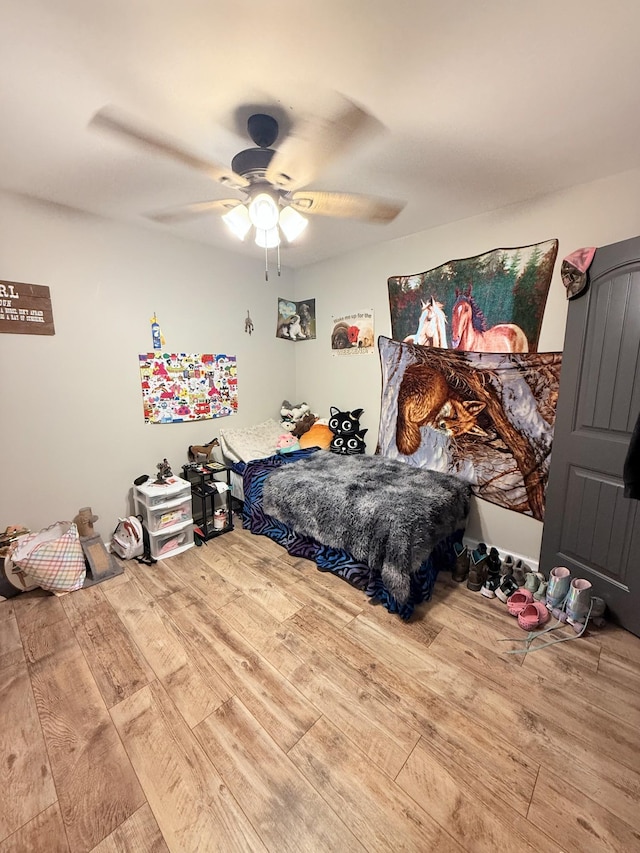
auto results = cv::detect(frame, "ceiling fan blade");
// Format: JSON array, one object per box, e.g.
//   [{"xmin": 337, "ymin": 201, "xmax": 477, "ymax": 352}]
[
  {"xmin": 90, "ymin": 106, "xmax": 250, "ymax": 190},
  {"xmin": 290, "ymin": 191, "xmax": 405, "ymax": 224},
  {"xmin": 266, "ymin": 98, "xmax": 379, "ymax": 191},
  {"xmin": 146, "ymin": 199, "xmax": 243, "ymax": 224}
]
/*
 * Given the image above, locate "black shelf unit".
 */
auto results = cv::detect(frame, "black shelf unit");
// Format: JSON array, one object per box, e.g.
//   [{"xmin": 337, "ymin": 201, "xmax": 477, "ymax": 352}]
[{"xmin": 182, "ymin": 462, "xmax": 234, "ymax": 541}]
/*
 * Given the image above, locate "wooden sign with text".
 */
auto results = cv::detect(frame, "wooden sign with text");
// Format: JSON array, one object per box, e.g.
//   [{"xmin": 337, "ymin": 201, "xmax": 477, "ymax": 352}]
[{"xmin": 0, "ymin": 280, "xmax": 55, "ymax": 335}]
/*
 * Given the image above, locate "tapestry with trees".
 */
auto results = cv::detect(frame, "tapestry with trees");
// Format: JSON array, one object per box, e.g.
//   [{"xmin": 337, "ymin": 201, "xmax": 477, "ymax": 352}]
[
  {"xmin": 377, "ymin": 336, "xmax": 562, "ymax": 520},
  {"xmin": 388, "ymin": 239, "xmax": 558, "ymax": 352}
]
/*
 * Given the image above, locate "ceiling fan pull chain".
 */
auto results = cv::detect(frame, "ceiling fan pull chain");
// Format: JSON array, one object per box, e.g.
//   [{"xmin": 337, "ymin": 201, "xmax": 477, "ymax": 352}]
[
  {"xmin": 277, "ymin": 242, "xmax": 281, "ymax": 277},
  {"xmin": 264, "ymin": 244, "xmax": 269, "ymax": 281}
]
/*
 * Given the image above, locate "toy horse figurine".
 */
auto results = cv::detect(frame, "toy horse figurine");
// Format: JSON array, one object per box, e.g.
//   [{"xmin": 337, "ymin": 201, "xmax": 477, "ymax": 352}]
[{"xmin": 188, "ymin": 438, "xmax": 220, "ymax": 463}]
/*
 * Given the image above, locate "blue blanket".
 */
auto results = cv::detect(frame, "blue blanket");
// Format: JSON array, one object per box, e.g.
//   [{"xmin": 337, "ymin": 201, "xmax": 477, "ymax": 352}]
[{"xmin": 240, "ymin": 448, "xmax": 464, "ymax": 619}]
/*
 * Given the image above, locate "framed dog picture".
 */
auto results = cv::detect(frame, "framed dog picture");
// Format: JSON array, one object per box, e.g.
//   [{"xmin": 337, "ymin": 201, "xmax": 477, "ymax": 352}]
[{"xmin": 276, "ymin": 297, "xmax": 316, "ymax": 341}]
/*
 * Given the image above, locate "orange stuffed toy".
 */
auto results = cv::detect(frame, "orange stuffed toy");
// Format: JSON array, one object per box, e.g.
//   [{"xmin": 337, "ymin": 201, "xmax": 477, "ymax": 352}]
[{"xmin": 298, "ymin": 422, "xmax": 333, "ymax": 450}]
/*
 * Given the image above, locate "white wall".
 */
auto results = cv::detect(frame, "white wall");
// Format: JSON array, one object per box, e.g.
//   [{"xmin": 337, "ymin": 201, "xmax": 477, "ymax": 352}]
[
  {"xmin": 0, "ymin": 190, "xmax": 296, "ymax": 539},
  {"xmin": 293, "ymin": 167, "xmax": 640, "ymax": 565}
]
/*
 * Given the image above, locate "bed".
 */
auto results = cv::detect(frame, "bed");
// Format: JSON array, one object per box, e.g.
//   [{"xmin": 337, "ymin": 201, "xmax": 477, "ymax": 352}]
[
  {"xmin": 218, "ymin": 418, "xmax": 285, "ymax": 502},
  {"xmin": 239, "ymin": 445, "xmax": 470, "ymax": 619}
]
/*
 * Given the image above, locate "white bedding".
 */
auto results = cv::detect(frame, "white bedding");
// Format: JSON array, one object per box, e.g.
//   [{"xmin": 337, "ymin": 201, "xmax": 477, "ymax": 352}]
[
  {"xmin": 219, "ymin": 418, "xmax": 285, "ymax": 501},
  {"xmin": 219, "ymin": 418, "xmax": 284, "ymax": 464}
]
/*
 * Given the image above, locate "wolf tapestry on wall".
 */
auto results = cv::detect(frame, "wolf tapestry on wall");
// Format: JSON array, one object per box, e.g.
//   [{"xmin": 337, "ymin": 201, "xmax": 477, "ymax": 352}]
[
  {"xmin": 388, "ymin": 239, "xmax": 558, "ymax": 352},
  {"xmin": 377, "ymin": 336, "xmax": 562, "ymax": 520}
]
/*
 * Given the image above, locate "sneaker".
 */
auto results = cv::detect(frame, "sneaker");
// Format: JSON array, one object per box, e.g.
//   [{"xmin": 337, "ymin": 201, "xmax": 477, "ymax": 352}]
[
  {"xmin": 452, "ymin": 542, "xmax": 470, "ymax": 583},
  {"xmin": 512, "ymin": 560, "xmax": 529, "ymax": 587},
  {"xmin": 481, "ymin": 574, "xmax": 502, "ymax": 598},
  {"xmin": 496, "ymin": 575, "xmax": 520, "ymax": 603},
  {"xmin": 546, "ymin": 566, "xmax": 571, "ymax": 610},
  {"xmin": 467, "ymin": 547, "xmax": 488, "ymax": 592}
]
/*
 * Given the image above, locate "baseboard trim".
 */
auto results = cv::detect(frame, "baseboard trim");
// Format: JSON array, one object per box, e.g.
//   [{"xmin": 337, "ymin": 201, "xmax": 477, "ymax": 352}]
[{"xmin": 463, "ymin": 537, "xmax": 539, "ymax": 575}]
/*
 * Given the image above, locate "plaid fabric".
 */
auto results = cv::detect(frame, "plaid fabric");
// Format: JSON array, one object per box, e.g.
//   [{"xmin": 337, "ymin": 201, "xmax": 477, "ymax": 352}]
[{"xmin": 12, "ymin": 522, "xmax": 86, "ymax": 592}]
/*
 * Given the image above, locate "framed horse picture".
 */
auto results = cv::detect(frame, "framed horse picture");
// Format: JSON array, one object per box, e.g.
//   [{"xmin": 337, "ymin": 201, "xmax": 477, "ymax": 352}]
[{"xmin": 388, "ymin": 239, "xmax": 558, "ymax": 353}]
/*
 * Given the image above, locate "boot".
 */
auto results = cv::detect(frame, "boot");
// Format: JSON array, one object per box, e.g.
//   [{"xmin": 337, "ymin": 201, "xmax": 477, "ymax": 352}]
[
  {"xmin": 452, "ymin": 542, "xmax": 470, "ymax": 583},
  {"xmin": 467, "ymin": 547, "xmax": 488, "ymax": 592},
  {"xmin": 487, "ymin": 546, "xmax": 502, "ymax": 577}
]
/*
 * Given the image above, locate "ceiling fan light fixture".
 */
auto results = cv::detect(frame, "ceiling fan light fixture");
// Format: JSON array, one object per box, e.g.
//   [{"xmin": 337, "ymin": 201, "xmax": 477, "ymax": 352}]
[
  {"xmin": 222, "ymin": 203, "xmax": 252, "ymax": 240},
  {"xmin": 248, "ymin": 192, "xmax": 280, "ymax": 231},
  {"xmin": 278, "ymin": 205, "xmax": 308, "ymax": 242},
  {"xmin": 255, "ymin": 227, "xmax": 280, "ymax": 249}
]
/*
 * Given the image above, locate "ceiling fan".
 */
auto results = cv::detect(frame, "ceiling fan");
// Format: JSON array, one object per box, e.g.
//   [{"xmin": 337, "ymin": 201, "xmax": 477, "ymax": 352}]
[{"xmin": 89, "ymin": 98, "xmax": 406, "ymax": 276}]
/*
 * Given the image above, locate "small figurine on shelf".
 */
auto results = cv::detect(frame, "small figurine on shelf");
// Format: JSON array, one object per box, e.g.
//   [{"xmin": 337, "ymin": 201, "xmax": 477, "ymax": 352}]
[
  {"xmin": 155, "ymin": 458, "xmax": 173, "ymax": 484},
  {"xmin": 187, "ymin": 438, "xmax": 220, "ymax": 463}
]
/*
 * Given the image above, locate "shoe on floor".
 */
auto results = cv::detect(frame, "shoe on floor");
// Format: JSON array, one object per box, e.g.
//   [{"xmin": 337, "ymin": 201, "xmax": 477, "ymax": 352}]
[
  {"xmin": 533, "ymin": 580, "xmax": 548, "ymax": 602},
  {"xmin": 507, "ymin": 588, "xmax": 534, "ymax": 616},
  {"xmin": 565, "ymin": 577, "xmax": 592, "ymax": 622},
  {"xmin": 501, "ymin": 555, "xmax": 515, "ymax": 577},
  {"xmin": 481, "ymin": 574, "xmax": 502, "ymax": 598},
  {"xmin": 467, "ymin": 547, "xmax": 488, "ymax": 592},
  {"xmin": 512, "ymin": 560, "xmax": 529, "ymax": 587},
  {"xmin": 546, "ymin": 566, "xmax": 571, "ymax": 610},
  {"xmin": 495, "ymin": 575, "xmax": 520, "ymax": 603},
  {"xmin": 452, "ymin": 542, "xmax": 470, "ymax": 583},
  {"xmin": 487, "ymin": 547, "xmax": 502, "ymax": 577},
  {"xmin": 517, "ymin": 601, "xmax": 551, "ymax": 631}
]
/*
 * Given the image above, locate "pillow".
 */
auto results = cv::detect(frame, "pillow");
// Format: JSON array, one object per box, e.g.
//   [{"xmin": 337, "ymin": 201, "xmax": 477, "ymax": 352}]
[{"xmin": 299, "ymin": 423, "xmax": 333, "ymax": 450}]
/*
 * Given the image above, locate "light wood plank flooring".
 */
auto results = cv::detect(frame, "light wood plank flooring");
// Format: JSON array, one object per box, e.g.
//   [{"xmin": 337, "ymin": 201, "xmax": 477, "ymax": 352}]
[{"xmin": 2, "ymin": 526, "xmax": 640, "ymax": 852}]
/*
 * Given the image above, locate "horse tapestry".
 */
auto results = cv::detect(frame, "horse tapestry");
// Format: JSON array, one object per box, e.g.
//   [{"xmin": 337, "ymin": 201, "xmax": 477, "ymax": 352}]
[
  {"xmin": 377, "ymin": 336, "xmax": 562, "ymax": 520},
  {"xmin": 388, "ymin": 239, "xmax": 558, "ymax": 353}
]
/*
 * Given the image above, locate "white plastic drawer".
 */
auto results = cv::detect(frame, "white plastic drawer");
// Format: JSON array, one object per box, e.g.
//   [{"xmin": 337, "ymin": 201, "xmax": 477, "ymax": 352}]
[
  {"xmin": 148, "ymin": 520, "xmax": 194, "ymax": 559},
  {"xmin": 134, "ymin": 476, "xmax": 191, "ymax": 508},
  {"xmin": 139, "ymin": 496, "xmax": 192, "ymax": 533}
]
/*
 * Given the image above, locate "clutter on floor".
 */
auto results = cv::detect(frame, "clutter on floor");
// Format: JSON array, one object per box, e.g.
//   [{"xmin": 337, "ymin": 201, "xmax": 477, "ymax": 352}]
[{"xmin": 451, "ymin": 542, "xmax": 606, "ymax": 654}]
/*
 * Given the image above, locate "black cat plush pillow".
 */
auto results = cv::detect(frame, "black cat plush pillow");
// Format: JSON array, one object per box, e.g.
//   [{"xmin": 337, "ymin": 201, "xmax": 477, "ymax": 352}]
[{"xmin": 328, "ymin": 407, "xmax": 367, "ymax": 455}]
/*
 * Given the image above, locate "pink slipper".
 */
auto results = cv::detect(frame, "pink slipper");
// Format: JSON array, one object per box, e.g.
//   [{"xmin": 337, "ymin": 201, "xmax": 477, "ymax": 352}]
[
  {"xmin": 518, "ymin": 601, "xmax": 551, "ymax": 631},
  {"xmin": 507, "ymin": 589, "xmax": 534, "ymax": 616}
]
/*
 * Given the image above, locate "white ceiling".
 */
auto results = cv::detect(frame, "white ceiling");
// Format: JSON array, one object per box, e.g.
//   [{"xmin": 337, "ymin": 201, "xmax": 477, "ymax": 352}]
[{"xmin": 3, "ymin": 0, "xmax": 640, "ymax": 268}]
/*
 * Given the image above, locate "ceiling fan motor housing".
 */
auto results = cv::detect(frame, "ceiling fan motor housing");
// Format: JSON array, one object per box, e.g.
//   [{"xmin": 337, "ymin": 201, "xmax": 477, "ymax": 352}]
[{"xmin": 231, "ymin": 147, "xmax": 276, "ymax": 180}]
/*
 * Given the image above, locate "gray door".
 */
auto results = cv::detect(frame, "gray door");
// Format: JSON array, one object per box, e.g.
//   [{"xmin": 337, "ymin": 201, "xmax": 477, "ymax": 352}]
[{"xmin": 540, "ymin": 235, "xmax": 640, "ymax": 636}]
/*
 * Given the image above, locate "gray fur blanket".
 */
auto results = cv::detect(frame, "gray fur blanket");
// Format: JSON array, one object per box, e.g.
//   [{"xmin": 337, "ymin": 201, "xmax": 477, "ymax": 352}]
[{"xmin": 262, "ymin": 452, "xmax": 470, "ymax": 604}]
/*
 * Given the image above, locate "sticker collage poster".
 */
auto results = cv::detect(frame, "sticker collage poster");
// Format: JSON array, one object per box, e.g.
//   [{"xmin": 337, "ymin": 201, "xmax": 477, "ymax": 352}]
[
  {"xmin": 331, "ymin": 309, "xmax": 375, "ymax": 355},
  {"xmin": 139, "ymin": 352, "xmax": 237, "ymax": 424}
]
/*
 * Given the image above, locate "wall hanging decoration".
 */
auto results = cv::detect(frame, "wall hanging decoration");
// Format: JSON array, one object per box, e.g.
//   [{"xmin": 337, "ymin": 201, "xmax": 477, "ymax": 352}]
[
  {"xmin": 331, "ymin": 309, "xmax": 375, "ymax": 354},
  {"xmin": 244, "ymin": 310, "xmax": 254, "ymax": 335},
  {"xmin": 388, "ymin": 239, "xmax": 558, "ymax": 352},
  {"xmin": 150, "ymin": 312, "xmax": 165, "ymax": 350},
  {"xmin": 139, "ymin": 352, "xmax": 237, "ymax": 424},
  {"xmin": 276, "ymin": 298, "xmax": 316, "ymax": 341},
  {"xmin": 377, "ymin": 336, "xmax": 561, "ymax": 520},
  {"xmin": 0, "ymin": 280, "xmax": 55, "ymax": 336}
]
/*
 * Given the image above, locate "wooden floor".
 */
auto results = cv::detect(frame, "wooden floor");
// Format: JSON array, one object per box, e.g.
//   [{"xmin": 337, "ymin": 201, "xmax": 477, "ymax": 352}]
[{"xmin": 2, "ymin": 526, "xmax": 640, "ymax": 853}]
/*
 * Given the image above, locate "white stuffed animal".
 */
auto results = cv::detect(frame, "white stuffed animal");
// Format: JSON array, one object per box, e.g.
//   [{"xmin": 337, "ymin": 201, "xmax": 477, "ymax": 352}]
[{"xmin": 280, "ymin": 400, "xmax": 312, "ymax": 431}]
